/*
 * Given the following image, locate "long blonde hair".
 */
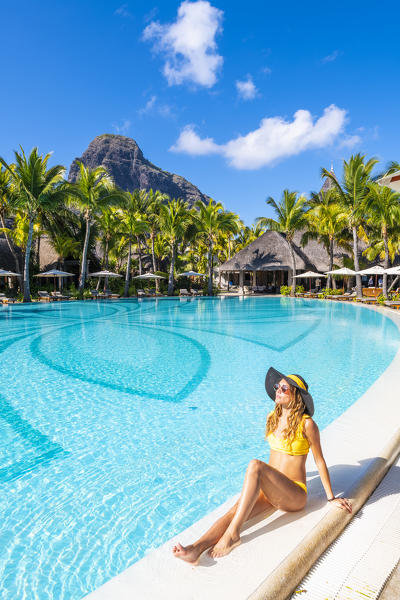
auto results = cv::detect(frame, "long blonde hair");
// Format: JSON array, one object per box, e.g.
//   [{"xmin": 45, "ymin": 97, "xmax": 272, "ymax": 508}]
[{"xmin": 265, "ymin": 387, "xmax": 306, "ymax": 442}]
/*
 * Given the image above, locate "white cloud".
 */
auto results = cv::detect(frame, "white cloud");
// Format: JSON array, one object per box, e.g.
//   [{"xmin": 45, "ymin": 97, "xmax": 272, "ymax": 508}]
[
  {"xmin": 137, "ymin": 95, "xmax": 173, "ymax": 118},
  {"xmin": 138, "ymin": 95, "xmax": 157, "ymax": 115},
  {"xmin": 170, "ymin": 125, "xmax": 220, "ymax": 155},
  {"xmin": 142, "ymin": 1, "xmax": 223, "ymax": 87},
  {"xmin": 171, "ymin": 104, "xmax": 347, "ymax": 169},
  {"xmin": 236, "ymin": 76, "xmax": 258, "ymax": 100},
  {"xmin": 321, "ymin": 50, "xmax": 341, "ymax": 63},
  {"xmin": 340, "ymin": 134, "xmax": 362, "ymax": 148},
  {"xmin": 261, "ymin": 66, "xmax": 272, "ymax": 75},
  {"xmin": 114, "ymin": 4, "xmax": 132, "ymax": 18},
  {"xmin": 112, "ymin": 119, "xmax": 132, "ymax": 135}
]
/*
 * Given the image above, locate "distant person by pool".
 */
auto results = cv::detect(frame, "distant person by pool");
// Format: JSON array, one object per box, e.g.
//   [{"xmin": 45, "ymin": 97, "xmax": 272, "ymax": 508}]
[{"xmin": 172, "ymin": 367, "xmax": 352, "ymax": 563}]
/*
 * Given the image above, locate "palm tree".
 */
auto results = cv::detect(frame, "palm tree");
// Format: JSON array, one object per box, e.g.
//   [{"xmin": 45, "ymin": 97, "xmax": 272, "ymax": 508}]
[
  {"xmin": 0, "ymin": 164, "xmax": 22, "ymax": 277},
  {"xmin": 364, "ymin": 183, "xmax": 400, "ymax": 297},
  {"xmin": 322, "ymin": 154, "xmax": 378, "ymax": 298},
  {"xmin": 96, "ymin": 207, "xmax": 121, "ymax": 290},
  {"xmin": 194, "ymin": 200, "xmax": 240, "ymax": 296},
  {"xmin": 47, "ymin": 233, "xmax": 80, "ymax": 289},
  {"xmin": 119, "ymin": 193, "xmax": 149, "ymax": 297},
  {"xmin": 49, "ymin": 233, "xmax": 80, "ymax": 270},
  {"xmin": 69, "ymin": 162, "xmax": 124, "ymax": 292},
  {"xmin": 256, "ymin": 190, "xmax": 308, "ymax": 296},
  {"xmin": 234, "ymin": 222, "xmax": 263, "ymax": 253},
  {"xmin": 145, "ymin": 189, "xmax": 168, "ymax": 292},
  {"xmin": 158, "ymin": 198, "xmax": 192, "ymax": 295},
  {"xmin": 373, "ymin": 160, "xmax": 400, "ymax": 181},
  {"xmin": 302, "ymin": 190, "xmax": 351, "ymax": 289},
  {"xmin": 0, "ymin": 147, "xmax": 66, "ymax": 301}
]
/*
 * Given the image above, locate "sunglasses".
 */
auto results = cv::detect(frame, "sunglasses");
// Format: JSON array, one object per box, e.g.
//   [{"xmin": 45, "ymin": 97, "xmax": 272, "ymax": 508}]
[{"xmin": 273, "ymin": 383, "xmax": 290, "ymax": 393}]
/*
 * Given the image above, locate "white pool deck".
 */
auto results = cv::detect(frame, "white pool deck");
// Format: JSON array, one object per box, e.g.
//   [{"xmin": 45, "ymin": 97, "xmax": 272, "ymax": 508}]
[{"xmin": 84, "ymin": 303, "xmax": 400, "ymax": 600}]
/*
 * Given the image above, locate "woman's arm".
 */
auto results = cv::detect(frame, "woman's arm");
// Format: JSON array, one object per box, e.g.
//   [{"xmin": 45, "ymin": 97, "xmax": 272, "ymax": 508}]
[{"xmin": 304, "ymin": 419, "xmax": 352, "ymax": 513}]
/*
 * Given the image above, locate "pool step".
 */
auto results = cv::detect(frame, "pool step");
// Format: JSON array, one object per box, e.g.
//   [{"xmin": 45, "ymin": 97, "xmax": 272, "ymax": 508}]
[{"xmin": 291, "ymin": 456, "xmax": 400, "ymax": 600}]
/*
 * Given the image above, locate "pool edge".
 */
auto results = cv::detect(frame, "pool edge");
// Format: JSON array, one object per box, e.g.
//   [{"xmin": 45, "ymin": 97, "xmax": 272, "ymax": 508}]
[
  {"xmin": 82, "ymin": 301, "xmax": 400, "ymax": 600},
  {"xmin": 249, "ymin": 302, "xmax": 400, "ymax": 600}
]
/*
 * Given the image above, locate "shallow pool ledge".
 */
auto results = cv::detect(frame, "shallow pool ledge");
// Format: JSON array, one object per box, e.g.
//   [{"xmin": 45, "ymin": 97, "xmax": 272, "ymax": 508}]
[{"xmin": 83, "ymin": 305, "xmax": 400, "ymax": 600}]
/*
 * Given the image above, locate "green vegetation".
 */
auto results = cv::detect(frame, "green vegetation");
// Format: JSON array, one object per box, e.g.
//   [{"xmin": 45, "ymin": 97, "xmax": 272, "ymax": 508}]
[{"xmin": 0, "ymin": 146, "xmax": 399, "ymax": 302}]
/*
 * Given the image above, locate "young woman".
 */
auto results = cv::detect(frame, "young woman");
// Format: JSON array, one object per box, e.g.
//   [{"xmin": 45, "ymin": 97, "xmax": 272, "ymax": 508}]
[{"xmin": 172, "ymin": 367, "xmax": 352, "ymax": 564}]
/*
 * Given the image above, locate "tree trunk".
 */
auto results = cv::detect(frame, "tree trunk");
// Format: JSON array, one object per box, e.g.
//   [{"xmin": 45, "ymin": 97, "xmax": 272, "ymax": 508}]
[
  {"xmin": 328, "ymin": 237, "xmax": 334, "ymax": 289},
  {"xmin": 0, "ymin": 213, "xmax": 22, "ymax": 286},
  {"xmin": 208, "ymin": 240, "xmax": 213, "ymax": 296},
  {"xmin": 103, "ymin": 238, "xmax": 109, "ymax": 292},
  {"xmin": 287, "ymin": 240, "xmax": 296, "ymax": 296},
  {"xmin": 124, "ymin": 238, "xmax": 132, "ymax": 297},
  {"xmin": 389, "ymin": 276, "xmax": 399, "ymax": 293},
  {"xmin": 352, "ymin": 226, "xmax": 362, "ymax": 298},
  {"xmin": 23, "ymin": 217, "xmax": 35, "ymax": 302},
  {"xmin": 151, "ymin": 231, "xmax": 159, "ymax": 293},
  {"xmin": 383, "ymin": 227, "xmax": 389, "ymax": 298},
  {"xmin": 137, "ymin": 236, "xmax": 142, "ymax": 276},
  {"xmin": 36, "ymin": 234, "xmax": 41, "ymax": 271},
  {"xmin": 168, "ymin": 241, "xmax": 176, "ymax": 295},
  {"xmin": 79, "ymin": 216, "xmax": 91, "ymax": 292}
]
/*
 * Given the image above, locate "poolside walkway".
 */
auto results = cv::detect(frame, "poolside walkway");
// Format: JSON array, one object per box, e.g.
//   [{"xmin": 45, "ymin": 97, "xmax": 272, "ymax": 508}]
[
  {"xmin": 84, "ymin": 304, "xmax": 400, "ymax": 600},
  {"xmin": 290, "ymin": 453, "xmax": 400, "ymax": 599}
]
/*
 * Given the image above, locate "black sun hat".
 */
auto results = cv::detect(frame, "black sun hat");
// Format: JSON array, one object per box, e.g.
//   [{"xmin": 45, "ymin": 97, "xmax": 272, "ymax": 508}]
[{"xmin": 265, "ymin": 367, "xmax": 314, "ymax": 416}]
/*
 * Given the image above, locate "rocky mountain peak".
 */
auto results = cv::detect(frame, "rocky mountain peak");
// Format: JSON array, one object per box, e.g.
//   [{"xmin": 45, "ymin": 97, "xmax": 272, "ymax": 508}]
[{"xmin": 68, "ymin": 134, "xmax": 209, "ymax": 206}]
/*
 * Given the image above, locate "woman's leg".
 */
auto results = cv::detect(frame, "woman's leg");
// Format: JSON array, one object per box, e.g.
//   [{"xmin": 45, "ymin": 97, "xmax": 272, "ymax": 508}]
[
  {"xmin": 172, "ymin": 490, "xmax": 272, "ymax": 564},
  {"xmin": 210, "ymin": 459, "xmax": 307, "ymax": 558}
]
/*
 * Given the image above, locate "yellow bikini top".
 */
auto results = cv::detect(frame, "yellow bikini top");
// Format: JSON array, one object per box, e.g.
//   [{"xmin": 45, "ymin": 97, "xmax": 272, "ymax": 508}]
[{"xmin": 267, "ymin": 413, "xmax": 311, "ymax": 456}]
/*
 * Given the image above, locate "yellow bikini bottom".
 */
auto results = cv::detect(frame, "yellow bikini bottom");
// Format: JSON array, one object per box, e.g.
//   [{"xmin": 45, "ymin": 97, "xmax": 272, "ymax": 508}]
[{"xmin": 292, "ymin": 480, "xmax": 307, "ymax": 493}]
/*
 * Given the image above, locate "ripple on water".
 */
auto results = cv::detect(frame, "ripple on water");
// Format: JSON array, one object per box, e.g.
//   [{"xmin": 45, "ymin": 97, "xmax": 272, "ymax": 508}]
[{"xmin": 0, "ymin": 298, "xmax": 399, "ymax": 599}]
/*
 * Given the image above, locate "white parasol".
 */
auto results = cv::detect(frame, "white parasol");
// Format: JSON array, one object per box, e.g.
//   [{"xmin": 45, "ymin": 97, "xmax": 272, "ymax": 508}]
[
  {"xmin": 325, "ymin": 267, "xmax": 357, "ymax": 276},
  {"xmin": 177, "ymin": 271, "xmax": 205, "ymax": 277},
  {"xmin": 133, "ymin": 273, "xmax": 166, "ymax": 280},
  {"xmin": 89, "ymin": 270, "xmax": 122, "ymax": 278}
]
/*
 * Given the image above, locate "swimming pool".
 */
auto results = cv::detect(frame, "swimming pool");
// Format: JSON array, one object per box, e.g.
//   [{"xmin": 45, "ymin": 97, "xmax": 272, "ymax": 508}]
[{"xmin": 1, "ymin": 297, "xmax": 399, "ymax": 599}]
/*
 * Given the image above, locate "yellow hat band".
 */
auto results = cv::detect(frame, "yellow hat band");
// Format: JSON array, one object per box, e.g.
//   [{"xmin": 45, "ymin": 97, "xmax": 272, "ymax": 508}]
[{"xmin": 287, "ymin": 374, "xmax": 306, "ymax": 391}]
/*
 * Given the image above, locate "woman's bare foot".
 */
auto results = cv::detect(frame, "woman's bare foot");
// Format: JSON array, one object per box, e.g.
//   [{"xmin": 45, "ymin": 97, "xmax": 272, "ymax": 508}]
[
  {"xmin": 172, "ymin": 543, "xmax": 203, "ymax": 565},
  {"xmin": 209, "ymin": 531, "xmax": 241, "ymax": 558}
]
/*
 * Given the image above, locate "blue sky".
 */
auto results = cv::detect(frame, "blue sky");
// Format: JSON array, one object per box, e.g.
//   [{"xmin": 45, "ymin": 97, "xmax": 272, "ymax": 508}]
[{"xmin": 1, "ymin": 0, "xmax": 399, "ymax": 224}]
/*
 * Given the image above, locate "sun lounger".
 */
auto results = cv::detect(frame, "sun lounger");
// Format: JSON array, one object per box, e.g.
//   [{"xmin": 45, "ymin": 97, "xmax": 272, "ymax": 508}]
[
  {"xmin": 384, "ymin": 301, "xmax": 400, "ymax": 310},
  {"xmin": 137, "ymin": 289, "xmax": 146, "ymax": 297},
  {"xmin": 50, "ymin": 291, "xmax": 70, "ymax": 301},
  {"xmin": 191, "ymin": 289, "xmax": 203, "ymax": 296},
  {"xmin": 327, "ymin": 292, "xmax": 356, "ymax": 301},
  {"xmin": 103, "ymin": 290, "xmax": 120, "ymax": 299},
  {"xmin": 0, "ymin": 293, "xmax": 17, "ymax": 304},
  {"xmin": 357, "ymin": 297, "xmax": 378, "ymax": 304},
  {"xmin": 90, "ymin": 290, "xmax": 100, "ymax": 299},
  {"xmin": 179, "ymin": 289, "xmax": 191, "ymax": 296},
  {"xmin": 38, "ymin": 291, "xmax": 53, "ymax": 302}
]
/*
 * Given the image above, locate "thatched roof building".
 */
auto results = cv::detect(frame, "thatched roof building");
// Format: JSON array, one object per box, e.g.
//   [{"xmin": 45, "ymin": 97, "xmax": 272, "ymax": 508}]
[
  {"xmin": 218, "ymin": 229, "xmax": 348, "ymax": 288},
  {"xmin": 218, "ymin": 168, "xmax": 351, "ymax": 290}
]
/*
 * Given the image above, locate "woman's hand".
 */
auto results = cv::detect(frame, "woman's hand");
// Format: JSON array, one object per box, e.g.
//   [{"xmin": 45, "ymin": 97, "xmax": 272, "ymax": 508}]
[{"xmin": 328, "ymin": 497, "xmax": 352, "ymax": 513}]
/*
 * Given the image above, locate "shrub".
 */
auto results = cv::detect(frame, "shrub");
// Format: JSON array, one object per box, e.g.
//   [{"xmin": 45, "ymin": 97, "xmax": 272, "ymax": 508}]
[
  {"xmin": 295, "ymin": 285, "xmax": 304, "ymax": 293},
  {"xmin": 280, "ymin": 285, "xmax": 292, "ymax": 296},
  {"xmin": 317, "ymin": 288, "xmax": 340, "ymax": 299},
  {"xmin": 376, "ymin": 294, "xmax": 386, "ymax": 305}
]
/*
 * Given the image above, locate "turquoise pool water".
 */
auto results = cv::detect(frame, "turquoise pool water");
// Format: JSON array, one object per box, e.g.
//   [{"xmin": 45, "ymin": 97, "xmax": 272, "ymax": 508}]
[{"xmin": 0, "ymin": 297, "xmax": 399, "ymax": 599}]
